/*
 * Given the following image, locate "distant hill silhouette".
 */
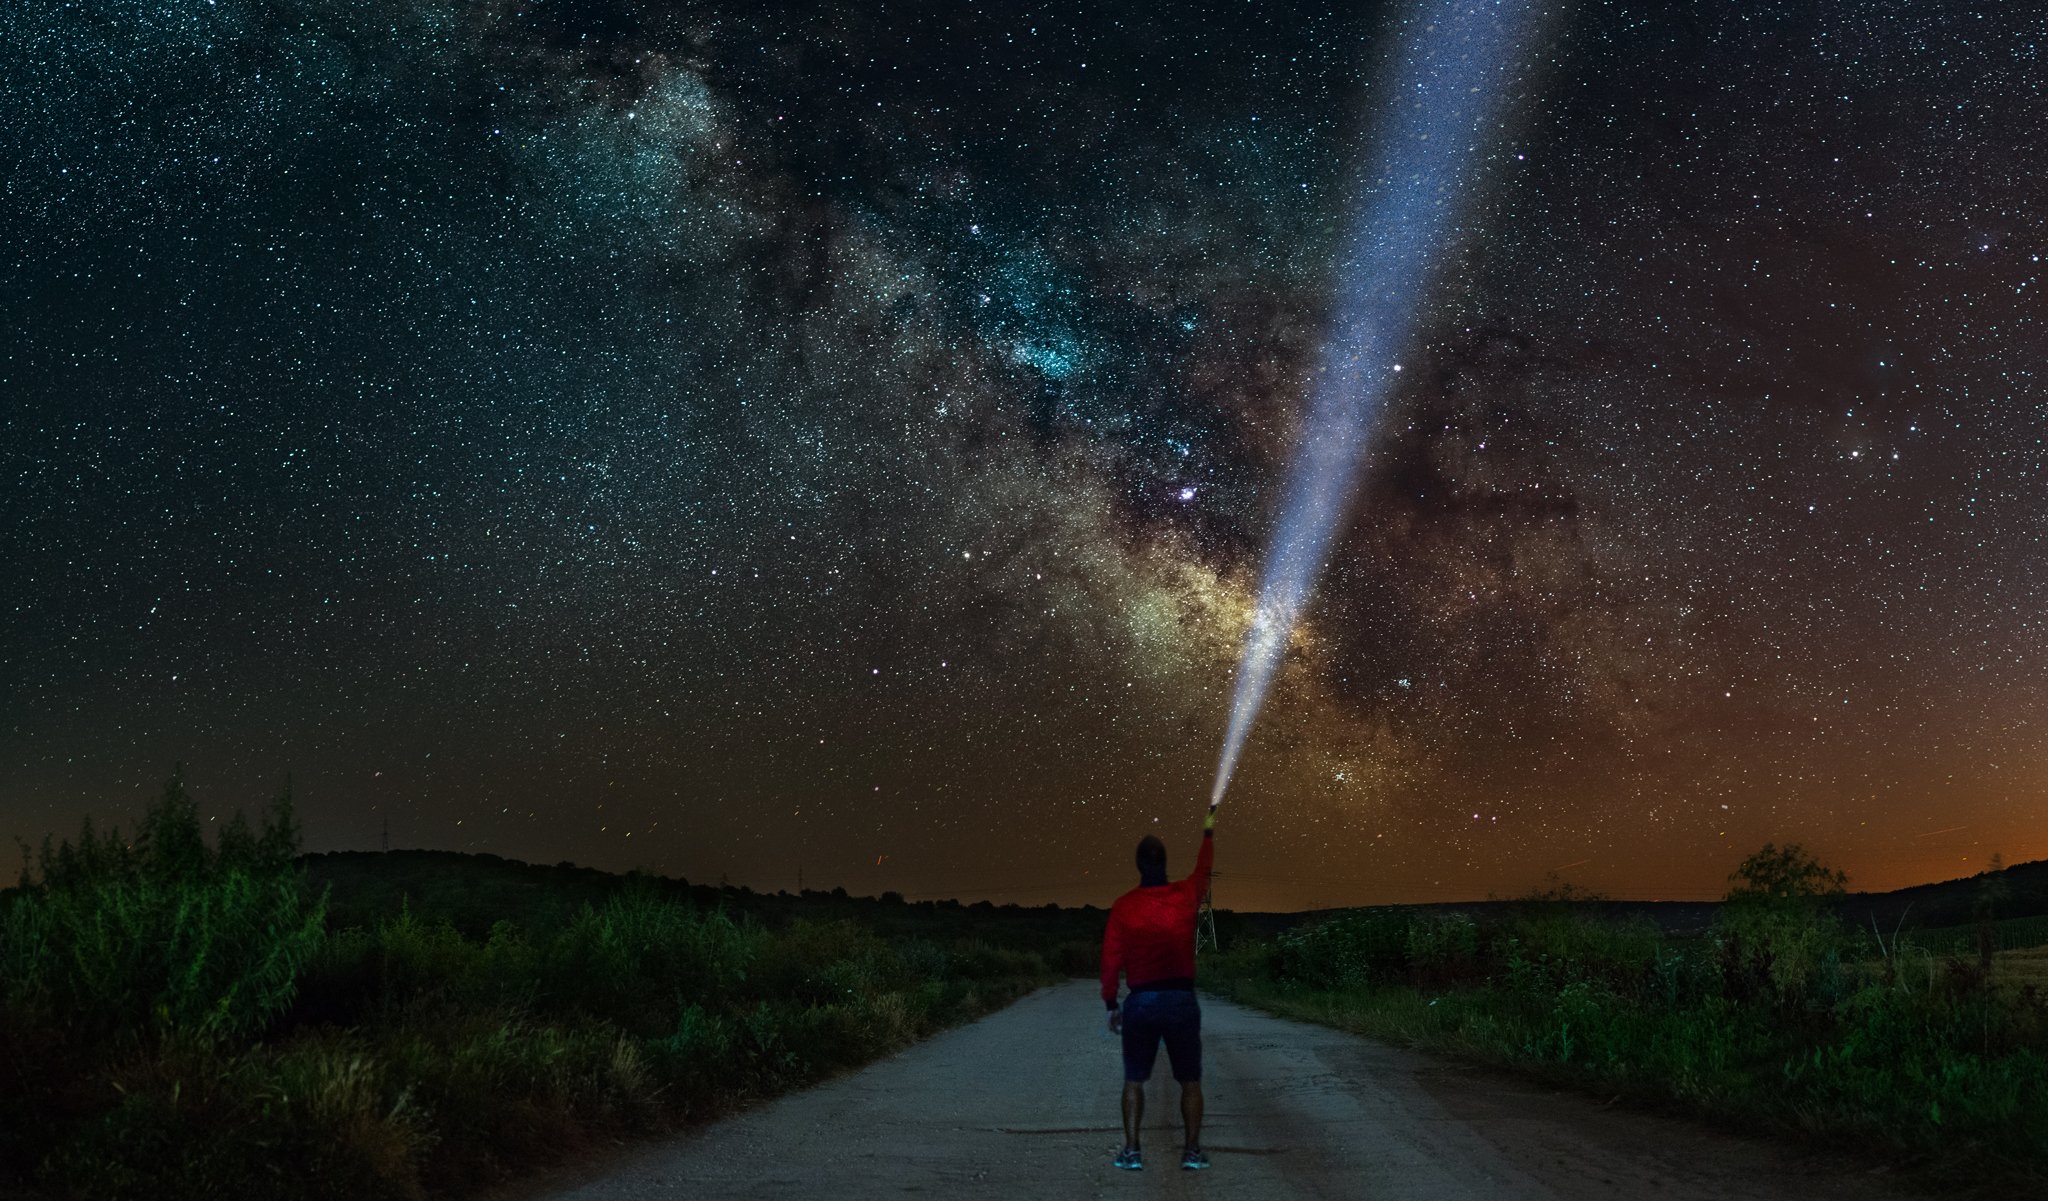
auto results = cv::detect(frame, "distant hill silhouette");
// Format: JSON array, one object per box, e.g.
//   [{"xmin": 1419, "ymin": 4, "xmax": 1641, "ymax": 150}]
[
  {"xmin": 296, "ymin": 848, "xmax": 2048, "ymax": 943},
  {"xmin": 299, "ymin": 849, "xmax": 1112, "ymax": 956},
  {"xmin": 1230, "ymin": 857, "xmax": 2048, "ymax": 938},
  {"xmin": 1835, "ymin": 856, "xmax": 2048, "ymax": 933}
]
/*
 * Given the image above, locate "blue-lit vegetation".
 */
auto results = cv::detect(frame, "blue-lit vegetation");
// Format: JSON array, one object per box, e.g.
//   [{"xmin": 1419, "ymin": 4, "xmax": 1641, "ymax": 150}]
[{"xmin": 0, "ymin": 770, "xmax": 1078, "ymax": 1200}]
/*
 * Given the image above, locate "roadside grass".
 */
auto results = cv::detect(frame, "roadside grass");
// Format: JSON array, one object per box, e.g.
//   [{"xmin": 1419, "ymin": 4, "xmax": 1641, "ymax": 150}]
[
  {"xmin": 1903, "ymin": 914, "xmax": 2048, "ymax": 958},
  {"xmin": 1203, "ymin": 857, "xmax": 2048, "ymax": 1196},
  {"xmin": 1992, "ymin": 947, "xmax": 2048, "ymax": 1001},
  {"xmin": 0, "ymin": 773, "xmax": 1062, "ymax": 1199}
]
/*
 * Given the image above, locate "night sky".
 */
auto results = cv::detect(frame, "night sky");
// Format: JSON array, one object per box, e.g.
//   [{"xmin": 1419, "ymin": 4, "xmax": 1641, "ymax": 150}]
[{"xmin": 5, "ymin": 1, "xmax": 2044, "ymax": 910}]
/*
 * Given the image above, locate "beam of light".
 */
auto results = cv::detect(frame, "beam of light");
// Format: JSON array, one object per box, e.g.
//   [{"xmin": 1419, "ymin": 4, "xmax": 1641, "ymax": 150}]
[{"xmin": 1212, "ymin": 0, "xmax": 1550, "ymax": 808}]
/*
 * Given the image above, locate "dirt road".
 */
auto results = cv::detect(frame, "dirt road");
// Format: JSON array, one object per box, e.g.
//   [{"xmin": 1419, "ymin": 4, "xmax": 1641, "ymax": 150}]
[{"xmin": 530, "ymin": 980, "xmax": 1913, "ymax": 1201}]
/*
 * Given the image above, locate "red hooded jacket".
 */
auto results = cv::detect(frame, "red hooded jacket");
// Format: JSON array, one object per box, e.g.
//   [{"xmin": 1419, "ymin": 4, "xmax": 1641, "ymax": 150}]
[{"xmin": 1100, "ymin": 831, "xmax": 1213, "ymax": 1007}]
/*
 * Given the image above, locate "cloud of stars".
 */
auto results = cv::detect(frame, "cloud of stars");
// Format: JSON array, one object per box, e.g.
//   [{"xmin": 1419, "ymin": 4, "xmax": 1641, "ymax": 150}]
[{"xmin": 3, "ymin": 0, "xmax": 2045, "ymax": 908}]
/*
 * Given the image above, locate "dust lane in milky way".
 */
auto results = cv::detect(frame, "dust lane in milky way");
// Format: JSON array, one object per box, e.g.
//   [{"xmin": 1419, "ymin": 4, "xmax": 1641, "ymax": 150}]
[{"xmin": 2, "ymin": 1, "xmax": 2044, "ymax": 907}]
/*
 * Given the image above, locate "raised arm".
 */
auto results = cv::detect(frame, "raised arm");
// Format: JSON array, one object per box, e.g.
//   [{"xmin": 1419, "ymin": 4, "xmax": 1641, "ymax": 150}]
[{"xmin": 1185, "ymin": 807, "xmax": 1216, "ymax": 896}]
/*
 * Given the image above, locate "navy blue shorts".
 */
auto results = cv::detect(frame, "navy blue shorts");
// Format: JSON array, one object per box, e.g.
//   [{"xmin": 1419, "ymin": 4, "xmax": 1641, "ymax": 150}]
[{"xmin": 1121, "ymin": 989, "xmax": 1201, "ymax": 1083}]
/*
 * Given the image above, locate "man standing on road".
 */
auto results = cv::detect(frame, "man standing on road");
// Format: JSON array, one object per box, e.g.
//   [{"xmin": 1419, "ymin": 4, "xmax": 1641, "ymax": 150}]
[{"xmin": 1100, "ymin": 804, "xmax": 1216, "ymax": 1171}]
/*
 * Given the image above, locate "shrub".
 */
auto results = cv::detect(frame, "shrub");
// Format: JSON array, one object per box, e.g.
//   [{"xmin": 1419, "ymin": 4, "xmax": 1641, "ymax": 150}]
[
  {"xmin": 1406, "ymin": 913, "xmax": 1480, "ymax": 983},
  {"xmin": 382, "ymin": 1012, "xmax": 659, "ymax": 1190},
  {"xmin": 2, "ymin": 766, "xmax": 1061, "ymax": 1199},
  {"xmin": 38, "ymin": 1037, "xmax": 427, "ymax": 1201},
  {"xmin": 0, "ymin": 769, "xmax": 323, "ymax": 1044},
  {"xmin": 4, "ymin": 869, "xmax": 326, "ymax": 1042},
  {"xmin": 1223, "ymin": 843, "xmax": 2048, "ymax": 1188},
  {"xmin": 1717, "ymin": 845, "xmax": 1855, "ymax": 1011},
  {"xmin": 542, "ymin": 887, "xmax": 762, "ymax": 1028},
  {"xmin": 1275, "ymin": 909, "xmax": 1412, "ymax": 988},
  {"xmin": 946, "ymin": 938, "xmax": 1050, "ymax": 981},
  {"xmin": 644, "ymin": 1002, "xmax": 738, "ymax": 1110},
  {"xmin": 1050, "ymin": 938, "xmax": 1101, "ymax": 977},
  {"xmin": 1499, "ymin": 910, "xmax": 1665, "ymax": 995}
]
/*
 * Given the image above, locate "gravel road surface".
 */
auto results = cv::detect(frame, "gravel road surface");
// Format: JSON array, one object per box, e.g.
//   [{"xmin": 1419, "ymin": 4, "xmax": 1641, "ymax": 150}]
[{"xmin": 526, "ymin": 980, "xmax": 1915, "ymax": 1200}]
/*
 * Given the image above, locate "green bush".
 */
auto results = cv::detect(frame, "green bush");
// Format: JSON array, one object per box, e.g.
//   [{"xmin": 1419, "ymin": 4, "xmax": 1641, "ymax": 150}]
[
  {"xmin": 1, "ymin": 771, "xmax": 1061, "ymax": 1198},
  {"xmin": 946, "ymin": 938, "xmax": 1052, "ymax": 981},
  {"xmin": 540, "ymin": 888, "xmax": 764, "ymax": 1027},
  {"xmin": 1, "ymin": 769, "xmax": 323, "ymax": 1044},
  {"xmin": 1276, "ymin": 909, "xmax": 1412, "ymax": 988},
  {"xmin": 1214, "ymin": 844, "xmax": 2048, "ymax": 1188},
  {"xmin": 1050, "ymin": 938, "xmax": 1101, "ymax": 977},
  {"xmin": 644, "ymin": 1001, "xmax": 739, "ymax": 1110},
  {"xmin": 383, "ymin": 1010, "xmax": 660, "ymax": 1189},
  {"xmin": 35, "ymin": 1036, "xmax": 427, "ymax": 1201},
  {"xmin": 1714, "ymin": 842, "xmax": 1856, "ymax": 1009},
  {"xmin": 3, "ymin": 869, "xmax": 326, "ymax": 1042},
  {"xmin": 1406, "ymin": 912, "xmax": 1479, "ymax": 982}
]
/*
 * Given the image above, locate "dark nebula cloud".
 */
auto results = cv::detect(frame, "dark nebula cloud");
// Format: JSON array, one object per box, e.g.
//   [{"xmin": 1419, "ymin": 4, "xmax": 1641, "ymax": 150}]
[{"xmin": 4, "ymin": 0, "xmax": 2044, "ymax": 908}]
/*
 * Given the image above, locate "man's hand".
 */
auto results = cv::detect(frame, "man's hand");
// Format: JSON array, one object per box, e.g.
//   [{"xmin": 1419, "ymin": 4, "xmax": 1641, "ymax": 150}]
[
  {"xmin": 1204, "ymin": 803, "xmax": 1218, "ymax": 833},
  {"xmin": 1108, "ymin": 1006, "xmax": 1123, "ymax": 1034}
]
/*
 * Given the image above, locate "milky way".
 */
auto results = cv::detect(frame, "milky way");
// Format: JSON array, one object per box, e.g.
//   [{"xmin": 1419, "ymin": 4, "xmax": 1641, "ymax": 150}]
[{"xmin": 3, "ymin": 1, "xmax": 2045, "ymax": 908}]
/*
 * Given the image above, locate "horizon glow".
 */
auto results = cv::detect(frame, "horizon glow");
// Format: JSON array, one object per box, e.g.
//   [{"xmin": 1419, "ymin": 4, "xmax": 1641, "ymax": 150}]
[{"xmin": 1211, "ymin": 0, "xmax": 1550, "ymax": 807}]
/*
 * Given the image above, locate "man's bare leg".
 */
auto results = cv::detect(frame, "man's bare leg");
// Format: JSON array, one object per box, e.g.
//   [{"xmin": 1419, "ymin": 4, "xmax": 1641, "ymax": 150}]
[
  {"xmin": 1180, "ymin": 1081, "xmax": 1204, "ymax": 1152},
  {"xmin": 1121, "ymin": 1082, "xmax": 1145, "ymax": 1152}
]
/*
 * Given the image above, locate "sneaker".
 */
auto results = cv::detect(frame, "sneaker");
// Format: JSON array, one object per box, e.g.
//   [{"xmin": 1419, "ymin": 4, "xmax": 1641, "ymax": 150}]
[
  {"xmin": 1181, "ymin": 1148, "xmax": 1211, "ymax": 1170},
  {"xmin": 1113, "ymin": 1147, "xmax": 1144, "ymax": 1171}
]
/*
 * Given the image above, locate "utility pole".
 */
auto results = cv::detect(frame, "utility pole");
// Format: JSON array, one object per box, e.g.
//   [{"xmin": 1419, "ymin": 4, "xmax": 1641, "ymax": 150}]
[{"xmin": 1196, "ymin": 870, "xmax": 1221, "ymax": 953}]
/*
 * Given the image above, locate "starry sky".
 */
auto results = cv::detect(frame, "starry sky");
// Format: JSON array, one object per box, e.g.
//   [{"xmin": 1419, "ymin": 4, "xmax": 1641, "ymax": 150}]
[{"xmin": 4, "ymin": 0, "xmax": 2045, "ymax": 910}]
